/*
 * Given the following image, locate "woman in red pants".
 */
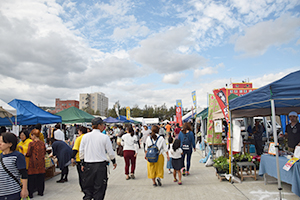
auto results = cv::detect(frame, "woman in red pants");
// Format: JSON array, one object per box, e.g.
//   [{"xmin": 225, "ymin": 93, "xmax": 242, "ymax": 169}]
[{"xmin": 121, "ymin": 126, "xmax": 138, "ymax": 180}]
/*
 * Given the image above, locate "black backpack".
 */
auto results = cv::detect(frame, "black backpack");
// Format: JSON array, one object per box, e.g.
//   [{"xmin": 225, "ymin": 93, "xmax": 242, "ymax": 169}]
[{"xmin": 182, "ymin": 133, "xmax": 190, "ymax": 150}]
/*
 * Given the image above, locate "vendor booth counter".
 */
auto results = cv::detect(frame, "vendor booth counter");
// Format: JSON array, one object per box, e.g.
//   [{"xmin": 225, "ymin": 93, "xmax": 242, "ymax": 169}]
[{"xmin": 259, "ymin": 154, "xmax": 300, "ymax": 197}]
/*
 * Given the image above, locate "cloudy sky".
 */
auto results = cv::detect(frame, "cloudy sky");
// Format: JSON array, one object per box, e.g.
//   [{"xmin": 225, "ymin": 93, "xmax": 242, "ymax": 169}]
[{"xmin": 0, "ymin": 0, "xmax": 299, "ymax": 111}]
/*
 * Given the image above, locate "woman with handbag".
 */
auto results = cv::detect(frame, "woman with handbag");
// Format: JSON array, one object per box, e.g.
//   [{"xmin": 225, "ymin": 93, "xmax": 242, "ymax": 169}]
[
  {"xmin": 26, "ymin": 129, "xmax": 46, "ymax": 198},
  {"xmin": 0, "ymin": 132, "xmax": 29, "ymax": 200},
  {"xmin": 121, "ymin": 126, "xmax": 138, "ymax": 180}
]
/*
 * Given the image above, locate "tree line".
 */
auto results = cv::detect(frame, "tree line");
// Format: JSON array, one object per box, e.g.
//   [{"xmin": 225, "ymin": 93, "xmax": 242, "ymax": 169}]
[{"xmin": 107, "ymin": 104, "xmax": 191, "ymax": 121}]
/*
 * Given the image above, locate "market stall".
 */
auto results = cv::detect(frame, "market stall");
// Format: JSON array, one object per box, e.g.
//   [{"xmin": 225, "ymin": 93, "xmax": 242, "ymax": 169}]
[
  {"xmin": 229, "ymin": 70, "xmax": 300, "ymax": 198},
  {"xmin": 55, "ymin": 106, "xmax": 94, "ymax": 124},
  {"xmin": 0, "ymin": 99, "xmax": 62, "ymax": 126},
  {"xmin": 259, "ymin": 154, "xmax": 300, "ymax": 197},
  {"xmin": 104, "ymin": 117, "xmax": 121, "ymax": 123},
  {"xmin": 0, "ymin": 99, "xmax": 17, "ymax": 125}
]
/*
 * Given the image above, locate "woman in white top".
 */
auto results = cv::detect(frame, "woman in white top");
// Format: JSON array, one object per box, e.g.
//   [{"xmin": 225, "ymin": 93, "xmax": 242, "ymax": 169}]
[
  {"xmin": 121, "ymin": 126, "xmax": 138, "ymax": 180},
  {"xmin": 170, "ymin": 139, "xmax": 183, "ymax": 185},
  {"xmin": 145, "ymin": 125, "xmax": 169, "ymax": 187}
]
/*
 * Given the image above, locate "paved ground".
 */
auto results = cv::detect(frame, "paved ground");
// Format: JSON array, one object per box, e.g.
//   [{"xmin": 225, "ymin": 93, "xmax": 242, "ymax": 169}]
[{"xmin": 31, "ymin": 149, "xmax": 299, "ymax": 200}]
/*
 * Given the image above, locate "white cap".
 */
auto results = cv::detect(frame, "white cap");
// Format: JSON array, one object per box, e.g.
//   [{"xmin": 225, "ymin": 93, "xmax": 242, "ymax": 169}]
[{"xmin": 289, "ymin": 111, "xmax": 298, "ymax": 116}]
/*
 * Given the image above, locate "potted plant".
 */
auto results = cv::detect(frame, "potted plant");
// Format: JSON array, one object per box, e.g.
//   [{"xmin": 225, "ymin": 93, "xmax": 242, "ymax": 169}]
[{"xmin": 213, "ymin": 156, "xmax": 229, "ymax": 174}]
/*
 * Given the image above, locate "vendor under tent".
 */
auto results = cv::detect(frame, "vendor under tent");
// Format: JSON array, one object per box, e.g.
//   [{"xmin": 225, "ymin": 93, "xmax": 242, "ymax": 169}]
[
  {"xmin": 104, "ymin": 117, "xmax": 120, "ymax": 123},
  {"xmin": 229, "ymin": 70, "xmax": 300, "ymax": 198},
  {"xmin": 0, "ymin": 99, "xmax": 61, "ymax": 126},
  {"xmin": 0, "ymin": 99, "xmax": 17, "ymax": 125},
  {"xmin": 55, "ymin": 106, "xmax": 94, "ymax": 124}
]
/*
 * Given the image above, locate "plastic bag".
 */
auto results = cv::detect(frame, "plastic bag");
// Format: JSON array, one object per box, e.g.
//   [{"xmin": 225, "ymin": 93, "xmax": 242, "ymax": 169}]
[{"xmin": 294, "ymin": 146, "xmax": 300, "ymax": 158}]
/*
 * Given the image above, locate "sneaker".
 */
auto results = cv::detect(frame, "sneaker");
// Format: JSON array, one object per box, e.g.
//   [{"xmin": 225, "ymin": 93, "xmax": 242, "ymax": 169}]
[
  {"xmin": 130, "ymin": 174, "xmax": 135, "ymax": 179},
  {"xmin": 156, "ymin": 178, "xmax": 162, "ymax": 186},
  {"xmin": 178, "ymin": 181, "xmax": 182, "ymax": 185},
  {"xmin": 56, "ymin": 179, "xmax": 65, "ymax": 183},
  {"xmin": 173, "ymin": 178, "xmax": 178, "ymax": 182},
  {"xmin": 182, "ymin": 169, "xmax": 186, "ymax": 176},
  {"xmin": 63, "ymin": 178, "xmax": 68, "ymax": 182},
  {"xmin": 153, "ymin": 183, "xmax": 157, "ymax": 187},
  {"xmin": 186, "ymin": 171, "xmax": 190, "ymax": 176},
  {"xmin": 168, "ymin": 170, "xmax": 172, "ymax": 174}
]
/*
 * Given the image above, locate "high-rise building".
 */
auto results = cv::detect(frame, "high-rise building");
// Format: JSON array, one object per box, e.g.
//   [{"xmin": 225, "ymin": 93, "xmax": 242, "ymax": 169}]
[
  {"xmin": 53, "ymin": 98, "xmax": 79, "ymax": 113},
  {"xmin": 79, "ymin": 92, "xmax": 108, "ymax": 116}
]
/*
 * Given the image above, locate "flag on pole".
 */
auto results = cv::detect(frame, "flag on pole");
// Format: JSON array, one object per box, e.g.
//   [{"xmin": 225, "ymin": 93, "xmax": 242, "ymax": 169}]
[
  {"xmin": 114, "ymin": 101, "xmax": 120, "ymax": 118},
  {"xmin": 176, "ymin": 100, "xmax": 183, "ymax": 127},
  {"xmin": 192, "ymin": 91, "xmax": 197, "ymax": 109},
  {"xmin": 126, "ymin": 106, "xmax": 130, "ymax": 120},
  {"xmin": 213, "ymin": 88, "xmax": 229, "ymax": 122}
]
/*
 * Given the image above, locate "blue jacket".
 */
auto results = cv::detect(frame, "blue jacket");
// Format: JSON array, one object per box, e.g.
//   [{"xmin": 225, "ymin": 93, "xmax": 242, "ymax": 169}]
[{"xmin": 178, "ymin": 130, "xmax": 196, "ymax": 150}]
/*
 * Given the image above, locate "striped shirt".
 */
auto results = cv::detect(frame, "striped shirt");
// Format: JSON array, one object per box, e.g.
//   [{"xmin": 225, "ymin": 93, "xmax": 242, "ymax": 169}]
[{"xmin": 0, "ymin": 151, "xmax": 26, "ymax": 197}]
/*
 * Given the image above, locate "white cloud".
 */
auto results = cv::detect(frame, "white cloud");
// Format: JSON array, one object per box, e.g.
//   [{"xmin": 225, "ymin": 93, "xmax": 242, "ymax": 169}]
[
  {"xmin": 234, "ymin": 14, "xmax": 300, "ymax": 57},
  {"xmin": 112, "ymin": 25, "xmax": 150, "ymax": 40},
  {"xmin": 194, "ymin": 63, "xmax": 224, "ymax": 78},
  {"xmin": 162, "ymin": 73, "xmax": 185, "ymax": 84},
  {"xmin": 194, "ymin": 67, "xmax": 216, "ymax": 77},
  {"xmin": 129, "ymin": 26, "xmax": 207, "ymax": 73},
  {"xmin": 0, "ymin": 1, "xmax": 141, "ymax": 89},
  {"xmin": 250, "ymin": 68, "xmax": 298, "ymax": 88}
]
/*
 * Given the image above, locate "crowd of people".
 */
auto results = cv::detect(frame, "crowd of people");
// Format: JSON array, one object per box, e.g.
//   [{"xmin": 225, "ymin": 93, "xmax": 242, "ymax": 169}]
[
  {"xmin": 0, "ymin": 120, "xmax": 197, "ymax": 200},
  {"xmin": 1, "ymin": 111, "xmax": 299, "ymax": 200}
]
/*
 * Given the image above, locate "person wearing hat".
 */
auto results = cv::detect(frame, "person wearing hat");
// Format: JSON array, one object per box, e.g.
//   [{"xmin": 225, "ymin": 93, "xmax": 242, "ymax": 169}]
[
  {"xmin": 79, "ymin": 117, "xmax": 117, "ymax": 200},
  {"xmin": 280, "ymin": 111, "xmax": 300, "ymax": 152}
]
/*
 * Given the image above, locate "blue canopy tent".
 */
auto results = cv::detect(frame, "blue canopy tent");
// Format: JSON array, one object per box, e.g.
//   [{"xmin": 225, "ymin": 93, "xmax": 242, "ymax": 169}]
[
  {"xmin": 104, "ymin": 117, "xmax": 120, "ymax": 123},
  {"xmin": 229, "ymin": 70, "xmax": 300, "ymax": 199},
  {"xmin": 0, "ymin": 99, "xmax": 62, "ymax": 125},
  {"xmin": 117, "ymin": 115, "xmax": 134, "ymax": 123}
]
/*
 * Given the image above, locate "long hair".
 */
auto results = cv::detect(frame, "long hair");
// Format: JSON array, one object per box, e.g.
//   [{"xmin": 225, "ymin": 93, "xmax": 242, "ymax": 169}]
[
  {"xmin": 172, "ymin": 139, "xmax": 181, "ymax": 151},
  {"xmin": 168, "ymin": 136, "xmax": 173, "ymax": 150},
  {"xmin": 182, "ymin": 122, "xmax": 192, "ymax": 134},
  {"xmin": 151, "ymin": 125, "xmax": 159, "ymax": 140},
  {"xmin": 128, "ymin": 126, "xmax": 134, "ymax": 137}
]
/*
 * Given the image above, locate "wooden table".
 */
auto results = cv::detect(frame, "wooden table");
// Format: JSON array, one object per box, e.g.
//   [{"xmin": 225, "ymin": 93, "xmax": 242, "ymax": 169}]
[{"xmin": 236, "ymin": 162, "xmax": 257, "ymax": 181}]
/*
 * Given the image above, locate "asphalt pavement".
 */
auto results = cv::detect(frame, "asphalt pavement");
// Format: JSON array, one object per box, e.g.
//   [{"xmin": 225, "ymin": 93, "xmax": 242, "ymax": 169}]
[{"xmin": 30, "ymin": 148, "xmax": 299, "ymax": 200}]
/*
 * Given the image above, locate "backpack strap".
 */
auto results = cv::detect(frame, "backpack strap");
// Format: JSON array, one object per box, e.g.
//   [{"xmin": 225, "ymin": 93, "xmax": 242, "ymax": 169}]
[{"xmin": 150, "ymin": 135, "xmax": 161, "ymax": 145}]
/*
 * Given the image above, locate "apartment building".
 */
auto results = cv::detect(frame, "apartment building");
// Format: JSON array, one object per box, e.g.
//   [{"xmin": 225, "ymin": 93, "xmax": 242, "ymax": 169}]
[{"xmin": 79, "ymin": 92, "xmax": 108, "ymax": 116}]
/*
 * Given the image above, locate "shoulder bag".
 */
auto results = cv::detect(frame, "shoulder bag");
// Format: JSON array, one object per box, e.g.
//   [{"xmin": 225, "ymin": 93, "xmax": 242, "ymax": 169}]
[{"xmin": 0, "ymin": 154, "xmax": 22, "ymax": 189}]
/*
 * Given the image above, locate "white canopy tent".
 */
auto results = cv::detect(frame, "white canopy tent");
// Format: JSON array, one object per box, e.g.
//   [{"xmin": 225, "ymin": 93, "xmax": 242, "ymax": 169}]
[{"xmin": 0, "ymin": 99, "xmax": 17, "ymax": 125}]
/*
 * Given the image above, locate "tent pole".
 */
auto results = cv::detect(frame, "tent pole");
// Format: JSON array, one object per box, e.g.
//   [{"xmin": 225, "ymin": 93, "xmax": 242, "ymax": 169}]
[
  {"xmin": 229, "ymin": 111, "xmax": 233, "ymax": 183},
  {"xmin": 271, "ymin": 99, "xmax": 282, "ymax": 200}
]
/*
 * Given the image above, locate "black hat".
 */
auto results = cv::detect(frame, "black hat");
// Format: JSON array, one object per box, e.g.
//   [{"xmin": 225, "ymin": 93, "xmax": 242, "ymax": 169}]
[{"xmin": 92, "ymin": 117, "xmax": 103, "ymax": 125}]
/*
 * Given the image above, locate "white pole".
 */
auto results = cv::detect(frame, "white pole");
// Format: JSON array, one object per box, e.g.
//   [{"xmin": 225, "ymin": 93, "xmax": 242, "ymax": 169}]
[
  {"xmin": 229, "ymin": 111, "xmax": 233, "ymax": 183},
  {"xmin": 271, "ymin": 99, "xmax": 282, "ymax": 200}
]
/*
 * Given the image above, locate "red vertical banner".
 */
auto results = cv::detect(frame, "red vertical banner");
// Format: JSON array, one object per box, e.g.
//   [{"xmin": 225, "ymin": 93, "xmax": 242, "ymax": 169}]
[
  {"xmin": 176, "ymin": 106, "xmax": 182, "ymax": 127},
  {"xmin": 213, "ymin": 88, "xmax": 229, "ymax": 123}
]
